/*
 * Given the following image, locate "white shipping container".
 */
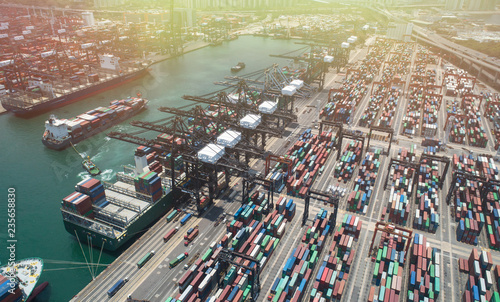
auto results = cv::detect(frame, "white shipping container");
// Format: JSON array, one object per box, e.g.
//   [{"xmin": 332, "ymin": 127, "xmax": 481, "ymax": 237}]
[
  {"xmin": 479, "ymin": 278, "xmax": 486, "ymax": 294},
  {"xmin": 485, "ymin": 270, "xmax": 493, "ymax": 289},
  {"xmin": 260, "ymin": 256, "xmax": 267, "ymax": 268},
  {"xmin": 250, "ymin": 245, "xmax": 260, "ymax": 258},
  {"xmin": 277, "ymin": 221, "xmax": 286, "ymax": 237},
  {"xmin": 178, "ymin": 285, "xmax": 193, "ymax": 301},
  {"xmin": 347, "ymin": 236, "xmax": 353, "ymax": 249},
  {"xmin": 254, "ymin": 233, "xmax": 264, "ymax": 245},
  {"xmin": 41, "ymin": 50, "xmax": 56, "ymax": 58},
  {"xmin": 199, "ymin": 275, "xmax": 211, "ymax": 292},
  {"xmin": 214, "ymin": 288, "xmax": 223, "ymax": 298}
]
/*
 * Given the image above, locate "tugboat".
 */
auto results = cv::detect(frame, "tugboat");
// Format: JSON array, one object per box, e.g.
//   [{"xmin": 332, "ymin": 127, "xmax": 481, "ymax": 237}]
[
  {"xmin": 231, "ymin": 62, "xmax": 245, "ymax": 72},
  {"xmin": 82, "ymin": 157, "xmax": 101, "ymax": 176}
]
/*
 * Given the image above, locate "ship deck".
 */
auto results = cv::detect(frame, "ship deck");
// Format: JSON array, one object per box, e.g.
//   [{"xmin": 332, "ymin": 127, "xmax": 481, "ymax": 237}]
[
  {"xmin": 0, "ymin": 258, "xmax": 43, "ymax": 299},
  {"xmin": 1, "ymin": 66, "xmax": 142, "ymax": 108},
  {"xmin": 97, "ymin": 181, "xmax": 152, "ymax": 226}
]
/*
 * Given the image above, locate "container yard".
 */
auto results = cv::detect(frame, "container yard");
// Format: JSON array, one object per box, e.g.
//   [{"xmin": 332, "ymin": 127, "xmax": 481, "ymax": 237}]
[
  {"xmin": 163, "ymin": 195, "xmax": 298, "ymax": 301},
  {"xmin": 4, "ymin": 5, "xmax": 500, "ymax": 300},
  {"xmin": 57, "ymin": 33, "xmax": 500, "ymax": 302}
]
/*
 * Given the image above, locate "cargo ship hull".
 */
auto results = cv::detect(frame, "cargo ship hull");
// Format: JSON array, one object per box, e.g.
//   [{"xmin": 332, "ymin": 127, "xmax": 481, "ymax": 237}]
[
  {"xmin": 2, "ymin": 68, "xmax": 149, "ymax": 117},
  {"xmin": 41, "ymin": 101, "xmax": 147, "ymax": 151},
  {"xmin": 62, "ymin": 190, "xmax": 178, "ymax": 251}
]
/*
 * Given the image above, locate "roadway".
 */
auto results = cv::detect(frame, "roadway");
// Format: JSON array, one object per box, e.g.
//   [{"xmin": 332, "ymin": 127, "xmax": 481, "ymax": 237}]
[{"xmin": 372, "ymin": 6, "xmax": 500, "ymax": 87}]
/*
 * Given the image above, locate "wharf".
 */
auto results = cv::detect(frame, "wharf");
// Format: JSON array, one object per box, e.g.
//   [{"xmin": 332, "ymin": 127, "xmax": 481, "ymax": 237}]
[{"xmin": 72, "ymin": 38, "xmax": 500, "ymax": 302}]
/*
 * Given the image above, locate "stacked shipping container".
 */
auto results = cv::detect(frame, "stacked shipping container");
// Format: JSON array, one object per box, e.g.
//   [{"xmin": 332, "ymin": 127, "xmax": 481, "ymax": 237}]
[
  {"xmin": 401, "ymin": 86, "xmax": 423, "ymax": 136},
  {"xmin": 369, "ymin": 231, "xmax": 408, "ymax": 302},
  {"xmin": 269, "ymin": 130, "xmax": 336, "ymax": 197},
  {"xmin": 407, "ymin": 233, "xmax": 441, "ymax": 301},
  {"xmin": 384, "ymin": 147, "xmax": 415, "ymax": 226},
  {"xmin": 359, "ymin": 84, "xmax": 387, "ymax": 128},
  {"xmin": 376, "ymin": 87, "xmax": 401, "ymax": 128},
  {"xmin": 452, "ymin": 154, "xmax": 499, "ymax": 245},
  {"xmin": 269, "ymin": 208, "xmax": 331, "ymax": 302},
  {"xmin": 484, "ymin": 185, "xmax": 500, "ymax": 250},
  {"xmin": 421, "ymin": 94, "xmax": 440, "ymax": 137},
  {"xmin": 334, "ymin": 141, "xmax": 362, "ymax": 183},
  {"xmin": 459, "ymin": 248, "xmax": 499, "ymax": 302},
  {"xmin": 62, "ymin": 177, "xmax": 108, "ymax": 219},
  {"xmin": 165, "ymin": 198, "xmax": 296, "ymax": 302},
  {"xmin": 413, "ymin": 156, "xmax": 440, "ymax": 233},
  {"xmin": 311, "ymin": 214, "xmax": 361, "ymax": 301},
  {"xmin": 463, "ymin": 95, "xmax": 488, "ymax": 148},
  {"xmin": 347, "ymin": 150, "xmax": 382, "ymax": 214},
  {"xmin": 484, "ymin": 93, "xmax": 500, "ymax": 150},
  {"xmin": 134, "ymin": 171, "xmax": 163, "ymax": 201},
  {"xmin": 321, "ymin": 76, "xmax": 367, "ymax": 124}
]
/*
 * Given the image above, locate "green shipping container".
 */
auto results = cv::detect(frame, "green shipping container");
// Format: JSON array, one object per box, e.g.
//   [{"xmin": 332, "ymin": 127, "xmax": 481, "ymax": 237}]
[{"xmin": 373, "ymin": 263, "xmax": 379, "ymax": 279}]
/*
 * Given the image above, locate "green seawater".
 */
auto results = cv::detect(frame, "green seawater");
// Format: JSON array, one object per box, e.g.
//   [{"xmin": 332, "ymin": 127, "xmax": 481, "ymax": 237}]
[{"xmin": 0, "ymin": 36, "xmax": 296, "ymax": 301}]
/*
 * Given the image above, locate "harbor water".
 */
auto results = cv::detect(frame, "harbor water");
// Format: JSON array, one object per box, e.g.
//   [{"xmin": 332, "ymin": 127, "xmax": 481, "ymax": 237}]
[{"xmin": 0, "ymin": 36, "xmax": 296, "ymax": 301}]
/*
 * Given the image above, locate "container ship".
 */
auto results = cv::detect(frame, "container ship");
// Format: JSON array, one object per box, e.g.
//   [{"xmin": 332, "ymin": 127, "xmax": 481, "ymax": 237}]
[
  {"xmin": 42, "ymin": 97, "xmax": 148, "ymax": 151},
  {"xmin": 1, "ymin": 54, "xmax": 149, "ymax": 116},
  {"xmin": 61, "ymin": 147, "xmax": 183, "ymax": 251},
  {"xmin": 0, "ymin": 258, "xmax": 43, "ymax": 302}
]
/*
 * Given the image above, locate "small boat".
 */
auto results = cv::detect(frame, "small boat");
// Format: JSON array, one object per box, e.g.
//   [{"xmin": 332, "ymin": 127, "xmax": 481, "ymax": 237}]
[
  {"xmin": 231, "ymin": 62, "xmax": 245, "ymax": 72},
  {"xmin": 82, "ymin": 157, "xmax": 101, "ymax": 176}
]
